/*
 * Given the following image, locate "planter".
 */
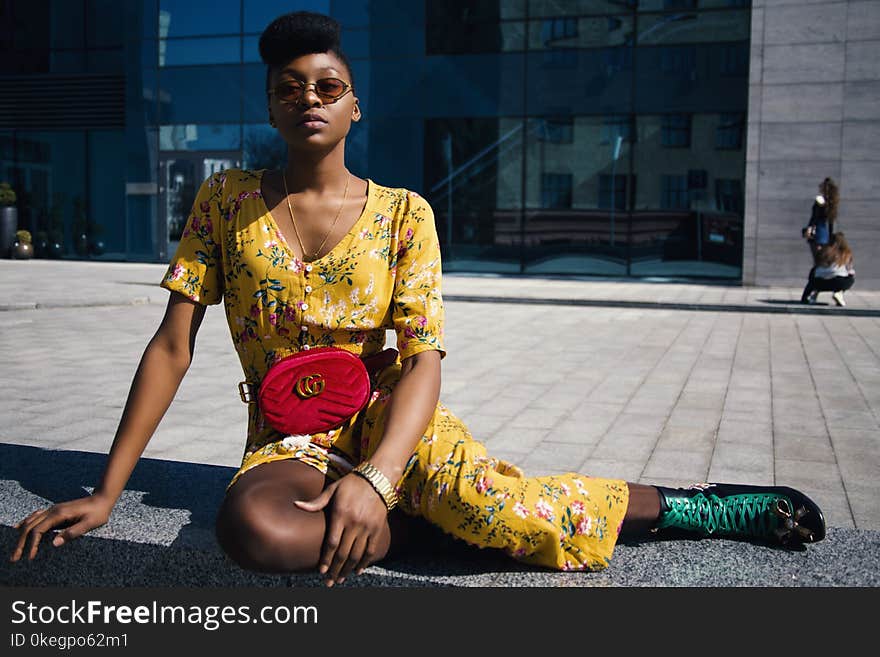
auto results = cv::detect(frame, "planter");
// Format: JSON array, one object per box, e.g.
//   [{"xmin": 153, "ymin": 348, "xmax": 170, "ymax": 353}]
[
  {"xmin": 0, "ymin": 206, "xmax": 17, "ymax": 258},
  {"xmin": 47, "ymin": 242, "xmax": 64, "ymax": 259},
  {"xmin": 12, "ymin": 241, "xmax": 33, "ymax": 259}
]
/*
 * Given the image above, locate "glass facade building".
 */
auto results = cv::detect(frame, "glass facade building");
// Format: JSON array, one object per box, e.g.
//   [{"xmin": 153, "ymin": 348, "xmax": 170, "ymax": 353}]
[{"xmin": 1, "ymin": 0, "xmax": 751, "ymax": 279}]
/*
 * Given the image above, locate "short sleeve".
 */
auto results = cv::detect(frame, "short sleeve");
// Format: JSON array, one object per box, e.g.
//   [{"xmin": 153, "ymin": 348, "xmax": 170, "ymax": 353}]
[
  {"xmin": 391, "ymin": 191, "xmax": 446, "ymax": 361},
  {"xmin": 159, "ymin": 172, "xmax": 226, "ymax": 305}
]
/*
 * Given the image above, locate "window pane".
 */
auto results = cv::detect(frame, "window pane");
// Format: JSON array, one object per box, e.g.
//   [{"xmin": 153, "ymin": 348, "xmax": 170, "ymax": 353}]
[
  {"xmin": 159, "ymin": 0, "xmax": 240, "ymax": 37},
  {"xmin": 160, "ymin": 37, "xmax": 240, "ymax": 66},
  {"xmin": 423, "ymin": 116, "xmax": 522, "ymax": 273},
  {"xmin": 630, "ymin": 113, "xmax": 743, "ymax": 278},
  {"xmin": 637, "ymin": 9, "xmax": 748, "ymax": 46},
  {"xmin": 158, "ymin": 66, "xmax": 242, "ymax": 123},
  {"xmin": 243, "ymin": 0, "xmax": 330, "ymax": 34},
  {"xmin": 523, "ymin": 116, "xmax": 630, "ymax": 275},
  {"xmin": 87, "ymin": 0, "xmax": 125, "ymax": 48},
  {"xmin": 159, "ymin": 124, "xmax": 241, "ymax": 151},
  {"xmin": 88, "ymin": 130, "xmax": 126, "ymax": 255},
  {"xmin": 50, "ymin": 0, "xmax": 84, "ymax": 49},
  {"xmin": 243, "ymin": 123, "xmax": 287, "ymax": 170},
  {"xmin": 529, "ymin": 15, "xmax": 634, "ymax": 50},
  {"xmin": 522, "ymin": 1, "xmax": 636, "ymax": 17}
]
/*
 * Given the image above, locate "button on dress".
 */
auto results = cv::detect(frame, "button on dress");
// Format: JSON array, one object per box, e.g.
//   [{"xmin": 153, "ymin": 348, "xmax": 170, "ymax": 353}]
[{"xmin": 160, "ymin": 168, "xmax": 629, "ymax": 571}]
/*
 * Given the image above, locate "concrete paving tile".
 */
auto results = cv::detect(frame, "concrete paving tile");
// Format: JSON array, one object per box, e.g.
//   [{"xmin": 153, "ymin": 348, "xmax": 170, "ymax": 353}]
[
  {"xmin": 589, "ymin": 432, "xmax": 657, "ymax": 461},
  {"xmin": 480, "ymin": 445, "xmax": 533, "ymax": 466},
  {"xmin": 547, "ymin": 419, "xmax": 607, "ymax": 445},
  {"xmin": 717, "ymin": 419, "xmax": 772, "ymax": 445},
  {"xmin": 507, "ymin": 406, "xmax": 570, "ymax": 429},
  {"xmin": 484, "ymin": 428, "xmax": 546, "ymax": 453},
  {"xmin": 774, "ymin": 432, "xmax": 836, "ymax": 463},
  {"xmin": 822, "ymin": 410, "xmax": 879, "ymax": 430},
  {"xmin": 836, "ymin": 453, "xmax": 880, "ymax": 481},
  {"xmin": 516, "ymin": 442, "xmax": 595, "ymax": 477},
  {"xmin": 568, "ymin": 401, "xmax": 624, "ymax": 422},
  {"xmin": 642, "ymin": 449, "xmax": 711, "ymax": 480},
  {"xmin": 847, "ymin": 487, "xmax": 880, "ymax": 529},
  {"xmin": 457, "ymin": 413, "xmax": 509, "ymax": 441},
  {"xmin": 667, "ymin": 408, "xmax": 722, "ymax": 430},
  {"xmin": 607, "ymin": 412, "xmax": 668, "ymax": 437},
  {"xmin": 534, "ymin": 389, "xmax": 591, "ymax": 410},
  {"xmin": 655, "ymin": 425, "xmax": 716, "ymax": 451},
  {"xmin": 152, "ymin": 438, "xmax": 242, "ymax": 467},
  {"xmin": 774, "ymin": 458, "xmax": 846, "ymax": 494},
  {"xmin": 771, "ymin": 419, "xmax": 830, "ymax": 438},
  {"xmin": 480, "ymin": 395, "xmax": 543, "ymax": 415},
  {"xmin": 578, "ymin": 459, "xmax": 644, "ymax": 482},
  {"xmin": 828, "ymin": 427, "xmax": 880, "ymax": 452},
  {"xmin": 703, "ymin": 467, "xmax": 774, "ymax": 486},
  {"xmin": 721, "ymin": 408, "xmax": 772, "ymax": 424},
  {"xmin": 805, "ymin": 493, "xmax": 856, "ymax": 530},
  {"xmin": 675, "ymin": 390, "xmax": 727, "ymax": 410},
  {"xmin": 637, "ymin": 475, "xmax": 703, "ymax": 489},
  {"xmin": 710, "ymin": 442, "xmax": 774, "ymax": 474}
]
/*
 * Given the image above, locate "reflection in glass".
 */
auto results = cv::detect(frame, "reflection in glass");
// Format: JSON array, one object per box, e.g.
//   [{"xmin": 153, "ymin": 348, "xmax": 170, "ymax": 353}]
[
  {"xmin": 159, "ymin": 124, "xmax": 241, "ymax": 151},
  {"xmin": 637, "ymin": 9, "xmax": 748, "ymax": 45},
  {"xmin": 159, "ymin": 0, "xmax": 240, "ymax": 37},
  {"xmin": 243, "ymin": 124, "xmax": 287, "ymax": 171},
  {"xmin": 243, "ymin": 0, "xmax": 330, "ymax": 34},
  {"xmin": 159, "ymin": 37, "xmax": 240, "ymax": 67},
  {"xmin": 158, "ymin": 66, "xmax": 243, "ymax": 123}
]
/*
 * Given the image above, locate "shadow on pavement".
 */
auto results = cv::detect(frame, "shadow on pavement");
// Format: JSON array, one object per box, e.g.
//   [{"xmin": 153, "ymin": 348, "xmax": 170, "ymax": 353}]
[{"xmin": 0, "ymin": 443, "xmax": 520, "ymax": 587}]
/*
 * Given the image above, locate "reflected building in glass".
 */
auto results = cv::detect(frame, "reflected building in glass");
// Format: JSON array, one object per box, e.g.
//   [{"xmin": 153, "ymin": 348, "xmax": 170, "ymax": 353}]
[{"xmin": 2, "ymin": 1, "xmax": 878, "ymax": 285}]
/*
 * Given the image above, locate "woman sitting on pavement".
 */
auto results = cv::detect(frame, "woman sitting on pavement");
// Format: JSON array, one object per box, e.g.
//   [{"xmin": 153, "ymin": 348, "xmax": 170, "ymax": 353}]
[
  {"xmin": 801, "ymin": 232, "xmax": 855, "ymax": 307},
  {"xmin": 10, "ymin": 10, "xmax": 826, "ymax": 584}
]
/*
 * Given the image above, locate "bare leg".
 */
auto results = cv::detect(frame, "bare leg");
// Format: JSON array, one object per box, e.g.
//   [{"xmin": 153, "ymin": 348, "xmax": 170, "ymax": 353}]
[
  {"xmin": 618, "ymin": 483, "xmax": 661, "ymax": 539},
  {"xmin": 216, "ymin": 460, "xmax": 414, "ymax": 574}
]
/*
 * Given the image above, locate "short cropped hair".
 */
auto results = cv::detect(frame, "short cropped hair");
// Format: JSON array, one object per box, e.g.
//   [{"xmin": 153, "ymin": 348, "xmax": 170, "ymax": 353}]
[{"xmin": 259, "ymin": 11, "xmax": 355, "ymax": 98}]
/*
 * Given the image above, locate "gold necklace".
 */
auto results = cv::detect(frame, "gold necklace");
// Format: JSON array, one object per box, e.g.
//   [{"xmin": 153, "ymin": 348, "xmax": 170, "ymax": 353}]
[{"xmin": 282, "ymin": 170, "xmax": 351, "ymax": 262}]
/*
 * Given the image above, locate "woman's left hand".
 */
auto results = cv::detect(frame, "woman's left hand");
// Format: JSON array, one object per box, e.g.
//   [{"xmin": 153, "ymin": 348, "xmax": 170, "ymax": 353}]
[{"xmin": 294, "ymin": 474, "xmax": 389, "ymax": 586}]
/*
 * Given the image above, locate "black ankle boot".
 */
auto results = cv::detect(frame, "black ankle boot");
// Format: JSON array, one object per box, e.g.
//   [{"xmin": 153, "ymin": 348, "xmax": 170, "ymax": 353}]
[{"xmin": 654, "ymin": 483, "xmax": 826, "ymax": 547}]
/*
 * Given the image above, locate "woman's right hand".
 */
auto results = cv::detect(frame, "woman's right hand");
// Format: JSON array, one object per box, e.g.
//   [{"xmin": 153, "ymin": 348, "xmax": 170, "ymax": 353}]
[{"xmin": 9, "ymin": 494, "xmax": 114, "ymax": 563}]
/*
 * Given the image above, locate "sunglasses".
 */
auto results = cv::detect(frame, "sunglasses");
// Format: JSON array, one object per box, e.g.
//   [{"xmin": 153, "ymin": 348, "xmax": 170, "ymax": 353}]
[{"xmin": 268, "ymin": 78, "xmax": 353, "ymax": 105}]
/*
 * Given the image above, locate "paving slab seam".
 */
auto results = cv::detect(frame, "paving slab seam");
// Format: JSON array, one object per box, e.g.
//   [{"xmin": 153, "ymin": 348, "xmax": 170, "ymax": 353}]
[
  {"xmin": 819, "ymin": 316, "xmax": 880, "ymax": 429},
  {"xmin": 0, "ymin": 298, "xmax": 156, "ymax": 311},
  {"xmin": 512, "ymin": 307, "xmax": 676, "ymax": 472},
  {"xmin": 444, "ymin": 295, "xmax": 880, "ymax": 318},
  {"xmin": 698, "ymin": 315, "xmax": 744, "ymax": 484},
  {"xmin": 635, "ymin": 313, "xmax": 729, "ymax": 483},
  {"xmin": 793, "ymin": 318, "xmax": 858, "ymax": 529},
  {"xmin": 577, "ymin": 314, "xmax": 699, "ymax": 476}
]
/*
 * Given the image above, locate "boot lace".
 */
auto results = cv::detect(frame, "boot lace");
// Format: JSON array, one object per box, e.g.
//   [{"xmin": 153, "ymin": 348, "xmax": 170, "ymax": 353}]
[{"xmin": 659, "ymin": 492, "xmax": 792, "ymax": 538}]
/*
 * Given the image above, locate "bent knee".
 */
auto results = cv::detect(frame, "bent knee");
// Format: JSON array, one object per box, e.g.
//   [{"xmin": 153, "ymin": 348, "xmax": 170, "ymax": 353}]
[{"xmin": 214, "ymin": 491, "xmax": 323, "ymax": 574}]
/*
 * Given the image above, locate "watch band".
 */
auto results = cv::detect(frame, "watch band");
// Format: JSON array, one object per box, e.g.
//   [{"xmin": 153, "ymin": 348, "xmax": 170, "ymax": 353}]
[{"xmin": 353, "ymin": 461, "xmax": 399, "ymax": 511}]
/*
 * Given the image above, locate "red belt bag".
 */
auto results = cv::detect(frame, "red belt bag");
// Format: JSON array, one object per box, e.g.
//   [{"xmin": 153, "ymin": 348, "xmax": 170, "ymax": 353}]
[{"xmin": 238, "ymin": 347, "xmax": 399, "ymax": 436}]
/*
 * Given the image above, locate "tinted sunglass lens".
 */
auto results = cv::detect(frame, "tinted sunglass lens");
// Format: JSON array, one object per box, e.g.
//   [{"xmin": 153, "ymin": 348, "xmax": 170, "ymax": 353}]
[
  {"xmin": 317, "ymin": 79, "xmax": 345, "ymax": 97},
  {"xmin": 276, "ymin": 83, "xmax": 301, "ymax": 101}
]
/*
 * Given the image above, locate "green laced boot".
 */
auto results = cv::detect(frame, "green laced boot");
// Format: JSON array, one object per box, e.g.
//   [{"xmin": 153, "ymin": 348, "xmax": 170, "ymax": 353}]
[{"xmin": 654, "ymin": 483, "xmax": 826, "ymax": 547}]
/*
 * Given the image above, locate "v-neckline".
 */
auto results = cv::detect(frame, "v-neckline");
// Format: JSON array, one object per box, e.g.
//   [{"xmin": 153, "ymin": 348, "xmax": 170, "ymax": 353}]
[{"xmin": 257, "ymin": 168, "xmax": 373, "ymax": 266}]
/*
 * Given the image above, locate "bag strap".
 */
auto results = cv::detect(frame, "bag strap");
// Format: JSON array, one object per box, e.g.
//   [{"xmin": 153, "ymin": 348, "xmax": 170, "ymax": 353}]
[{"xmin": 238, "ymin": 347, "xmax": 399, "ymax": 404}]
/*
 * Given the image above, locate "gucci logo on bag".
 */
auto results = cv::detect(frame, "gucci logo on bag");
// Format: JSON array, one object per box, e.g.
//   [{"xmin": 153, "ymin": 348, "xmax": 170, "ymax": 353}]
[{"xmin": 295, "ymin": 374, "xmax": 325, "ymax": 399}]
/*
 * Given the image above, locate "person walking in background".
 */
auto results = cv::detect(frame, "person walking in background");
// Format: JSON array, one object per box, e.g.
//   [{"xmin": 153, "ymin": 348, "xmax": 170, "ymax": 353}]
[
  {"xmin": 802, "ymin": 177, "xmax": 839, "ymax": 260},
  {"xmin": 801, "ymin": 232, "xmax": 855, "ymax": 306}
]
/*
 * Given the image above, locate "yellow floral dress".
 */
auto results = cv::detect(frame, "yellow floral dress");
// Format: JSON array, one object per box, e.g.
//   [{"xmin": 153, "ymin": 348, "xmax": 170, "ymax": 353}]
[{"xmin": 159, "ymin": 168, "xmax": 629, "ymax": 571}]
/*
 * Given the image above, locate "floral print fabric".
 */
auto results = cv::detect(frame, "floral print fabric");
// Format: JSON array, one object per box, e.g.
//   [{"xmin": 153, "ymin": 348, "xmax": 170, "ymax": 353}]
[{"xmin": 160, "ymin": 168, "xmax": 629, "ymax": 571}]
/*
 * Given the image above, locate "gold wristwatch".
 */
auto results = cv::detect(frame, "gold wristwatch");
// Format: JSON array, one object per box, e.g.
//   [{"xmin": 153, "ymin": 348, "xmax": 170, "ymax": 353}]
[{"xmin": 352, "ymin": 462, "xmax": 399, "ymax": 511}]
